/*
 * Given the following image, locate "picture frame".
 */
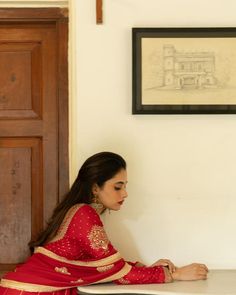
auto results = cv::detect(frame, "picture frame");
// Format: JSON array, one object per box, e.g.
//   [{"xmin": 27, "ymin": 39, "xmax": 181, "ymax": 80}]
[{"xmin": 132, "ymin": 27, "xmax": 236, "ymax": 114}]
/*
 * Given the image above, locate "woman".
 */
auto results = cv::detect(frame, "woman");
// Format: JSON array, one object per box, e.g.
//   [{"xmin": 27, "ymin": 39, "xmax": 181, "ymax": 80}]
[{"xmin": 0, "ymin": 152, "xmax": 208, "ymax": 295}]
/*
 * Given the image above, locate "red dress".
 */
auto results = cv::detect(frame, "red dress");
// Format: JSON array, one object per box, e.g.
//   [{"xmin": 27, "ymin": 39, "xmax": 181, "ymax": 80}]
[{"xmin": 0, "ymin": 204, "xmax": 165, "ymax": 295}]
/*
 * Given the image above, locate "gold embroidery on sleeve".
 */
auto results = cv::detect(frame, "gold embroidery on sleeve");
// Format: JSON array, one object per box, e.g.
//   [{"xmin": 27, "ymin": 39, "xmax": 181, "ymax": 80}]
[
  {"xmin": 117, "ymin": 277, "xmax": 130, "ymax": 284},
  {"xmin": 87, "ymin": 225, "xmax": 109, "ymax": 250},
  {"xmin": 97, "ymin": 264, "xmax": 114, "ymax": 272},
  {"xmin": 55, "ymin": 267, "xmax": 71, "ymax": 275}
]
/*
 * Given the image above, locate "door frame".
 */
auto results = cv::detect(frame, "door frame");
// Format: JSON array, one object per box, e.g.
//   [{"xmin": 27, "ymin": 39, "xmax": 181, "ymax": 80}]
[{"xmin": 0, "ymin": 7, "xmax": 69, "ymax": 201}]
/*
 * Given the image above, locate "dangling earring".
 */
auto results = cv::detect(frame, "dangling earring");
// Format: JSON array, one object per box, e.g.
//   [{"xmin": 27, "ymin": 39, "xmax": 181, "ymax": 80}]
[{"xmin": 91, "ymin": 194, "xmax": 104, "ymax": 213}]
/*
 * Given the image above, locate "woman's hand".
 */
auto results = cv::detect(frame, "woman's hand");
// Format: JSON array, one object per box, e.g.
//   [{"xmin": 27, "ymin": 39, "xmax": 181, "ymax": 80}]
[
  {"xmin": 151, "ymin": 259, "xmax": 176, "ymax": 274},
  {"xmin": 162, "ymin": 266, "xmax": 173, "ymax": 283},
  {"xmin": 172, "ymin": 263, "xmax": 208, "ymax": 281}
]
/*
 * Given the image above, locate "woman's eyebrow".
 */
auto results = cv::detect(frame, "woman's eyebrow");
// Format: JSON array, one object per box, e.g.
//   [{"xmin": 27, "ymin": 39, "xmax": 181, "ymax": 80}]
[{"xmin": 115, "ymin": 181, "xmax": 128, "ymax": 185}]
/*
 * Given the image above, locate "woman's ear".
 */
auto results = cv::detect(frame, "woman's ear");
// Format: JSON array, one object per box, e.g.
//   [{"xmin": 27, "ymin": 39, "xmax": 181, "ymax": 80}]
[{"xmin": 92, "ymin": 183, "xmax": 99, "ymax": 196}]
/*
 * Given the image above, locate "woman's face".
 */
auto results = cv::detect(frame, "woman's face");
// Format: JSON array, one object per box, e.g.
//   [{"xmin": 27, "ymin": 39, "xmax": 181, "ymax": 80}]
[{"xmin": 93, "ymin": 169, "xmax": 128, "ymax": 211}]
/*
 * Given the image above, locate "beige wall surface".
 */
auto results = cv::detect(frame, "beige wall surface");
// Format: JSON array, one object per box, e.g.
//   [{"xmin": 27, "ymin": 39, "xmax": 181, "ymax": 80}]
[
  {"xmin": 0, "ymin": 0, "xmax": 68, "ymax": 7},
  {"xmin": 70, "ymin": 0, "xmax": 236, "ymax": 269}
]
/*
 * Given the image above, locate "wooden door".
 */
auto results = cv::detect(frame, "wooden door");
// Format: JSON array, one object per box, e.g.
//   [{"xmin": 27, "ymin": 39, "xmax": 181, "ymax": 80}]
[{"xmin": 0, "ymin": 8, "xmax": 69, "ymax": 275}]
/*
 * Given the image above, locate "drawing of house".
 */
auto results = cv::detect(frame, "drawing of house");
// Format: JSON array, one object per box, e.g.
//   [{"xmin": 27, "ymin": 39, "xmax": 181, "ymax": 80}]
[{"xmin": 162, "ymin": 45, "xmax": 217, "ymax": 89}]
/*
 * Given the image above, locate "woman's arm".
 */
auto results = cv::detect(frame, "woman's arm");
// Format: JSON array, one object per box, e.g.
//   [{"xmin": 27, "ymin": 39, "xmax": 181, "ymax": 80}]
[
  {"xmin": 115, "ymin": 265, "xmax": 173, "ymax": 284},
  {"xmin": 71, "ymin": 205, "xmax": 208, "ymax": 284},
  {"xmin": 71, "ymin": 205, "xmax": 169, "ymax": 284}
]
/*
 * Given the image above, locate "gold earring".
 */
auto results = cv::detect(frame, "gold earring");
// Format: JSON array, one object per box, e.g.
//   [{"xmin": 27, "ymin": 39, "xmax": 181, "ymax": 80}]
[{"xmin": 92, "ymin": 194, "xmax": 104, "ymax": 212}]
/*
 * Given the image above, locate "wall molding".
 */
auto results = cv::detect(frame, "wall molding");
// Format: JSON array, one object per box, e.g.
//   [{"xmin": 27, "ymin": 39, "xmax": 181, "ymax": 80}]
[{"xmin": 0, "ymin": 0, "xmax": 68, "ymax": 7}]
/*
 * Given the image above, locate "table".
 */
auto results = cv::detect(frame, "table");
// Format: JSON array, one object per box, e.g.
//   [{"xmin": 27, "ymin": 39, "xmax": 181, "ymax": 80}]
[{"xmin": 78, "ymin": 270, "xmax": 236, "ymax": 295}]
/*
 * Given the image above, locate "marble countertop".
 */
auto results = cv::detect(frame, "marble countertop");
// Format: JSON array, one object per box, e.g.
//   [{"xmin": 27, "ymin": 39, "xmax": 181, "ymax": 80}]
[{"xmin": 78, "ymin": 270, "xmax": 236, "ymax": 295}]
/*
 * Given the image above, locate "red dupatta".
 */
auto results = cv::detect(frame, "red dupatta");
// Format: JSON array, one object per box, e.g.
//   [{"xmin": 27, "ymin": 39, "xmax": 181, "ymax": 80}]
[
  {"xmin": 0, "ymin": 204, "xmax": 132, "ymax": 292},
  {"xmin": 0, "ymin": 204, "xmax": 166, "ymax": 292},
  {"xmin": 1, "ymin": 247, "xmax": 131, "ymax": 292}
]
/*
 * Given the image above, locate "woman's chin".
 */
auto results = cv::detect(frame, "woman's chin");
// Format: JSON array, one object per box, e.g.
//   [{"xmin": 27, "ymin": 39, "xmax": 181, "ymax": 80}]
[{"xmin": 111, "ymin": 205, "xmax": 121, "ymax": 211}]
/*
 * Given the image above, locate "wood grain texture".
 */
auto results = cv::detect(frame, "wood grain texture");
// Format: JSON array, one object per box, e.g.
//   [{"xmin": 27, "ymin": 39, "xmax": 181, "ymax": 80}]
[
  {"xmin": 0, "ymin": 8, "xmax": 69, "ymax": 273},
  {"xmin": 96, "ymin": 0, "xmax": 103, "ymax": 24}
]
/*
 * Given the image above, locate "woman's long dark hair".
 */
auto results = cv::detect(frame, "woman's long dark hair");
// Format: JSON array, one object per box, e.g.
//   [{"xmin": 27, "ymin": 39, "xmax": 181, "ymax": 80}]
[{"xmin": 29, "ymin": 151, "xmax": 126, "ymax": 252}]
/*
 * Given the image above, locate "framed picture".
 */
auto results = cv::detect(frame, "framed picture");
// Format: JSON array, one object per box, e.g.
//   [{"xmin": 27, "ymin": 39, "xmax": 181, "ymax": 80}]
[{"xmin": 132, "ymin": 27, "xmax": 236, "ymax": 114}]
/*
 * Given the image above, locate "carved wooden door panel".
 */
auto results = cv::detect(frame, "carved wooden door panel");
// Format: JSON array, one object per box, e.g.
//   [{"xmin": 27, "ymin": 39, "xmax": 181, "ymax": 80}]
[{"xmin": 0, "ymin": 9, "xmax": 68, "ymax": 275}]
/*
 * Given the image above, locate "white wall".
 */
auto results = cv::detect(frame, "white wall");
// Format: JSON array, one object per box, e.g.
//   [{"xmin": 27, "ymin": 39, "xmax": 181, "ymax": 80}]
[{"xmin": 70, "ymin": 0, "xmax": 236, "ymax": 269}]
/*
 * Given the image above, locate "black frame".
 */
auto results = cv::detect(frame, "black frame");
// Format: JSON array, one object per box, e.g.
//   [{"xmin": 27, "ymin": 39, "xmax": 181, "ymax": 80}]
[{"xmin": 132, "ymin": 27, "xmax": 236, "ymax": 114}]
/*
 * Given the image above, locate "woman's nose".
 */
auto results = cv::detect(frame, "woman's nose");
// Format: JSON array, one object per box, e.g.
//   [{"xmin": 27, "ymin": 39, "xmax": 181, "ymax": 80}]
[{"xmin": 123, "ymin": 189, "xmax": 128, "ymax": 198}]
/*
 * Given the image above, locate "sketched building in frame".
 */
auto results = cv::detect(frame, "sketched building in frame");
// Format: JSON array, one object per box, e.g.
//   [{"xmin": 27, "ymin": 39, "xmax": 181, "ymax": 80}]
[{"xmin": 162, "ymin": 45, "xmax": 217, "ymax": 89}]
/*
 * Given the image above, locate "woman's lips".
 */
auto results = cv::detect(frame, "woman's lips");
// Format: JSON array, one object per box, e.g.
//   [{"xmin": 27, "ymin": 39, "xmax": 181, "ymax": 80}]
[{"xmin": 118, "ymin": 200, "xmax": 124, "ymax": 205}]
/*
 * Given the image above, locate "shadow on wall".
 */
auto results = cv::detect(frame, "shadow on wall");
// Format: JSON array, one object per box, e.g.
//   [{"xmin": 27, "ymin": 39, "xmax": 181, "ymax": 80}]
[
  {"xmin": 103, "ymin": 194, "xmax": 149, "ymax": 263},
  {"xmin": 105, "ymin": 214, "xmax": 143, "ymax": 262}
]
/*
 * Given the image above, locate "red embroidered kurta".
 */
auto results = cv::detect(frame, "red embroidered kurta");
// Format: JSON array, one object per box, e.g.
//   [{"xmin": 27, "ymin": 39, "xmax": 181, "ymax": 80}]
[{"xmin": 0, "ymin": 204, "xmax": 165, "ymax": 295}]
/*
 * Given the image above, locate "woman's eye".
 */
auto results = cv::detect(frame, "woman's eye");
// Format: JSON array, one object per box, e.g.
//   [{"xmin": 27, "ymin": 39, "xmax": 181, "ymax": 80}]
[{"xmin": 114, "ymin": 187, "xmax": 121, "ymax": 191}]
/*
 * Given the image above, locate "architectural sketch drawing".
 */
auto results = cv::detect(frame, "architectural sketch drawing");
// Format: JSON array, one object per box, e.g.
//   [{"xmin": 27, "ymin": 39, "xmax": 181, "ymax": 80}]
[
  {"xmin": 161, "ymin": 45, "xmax": 218, "ymax": 90},
  {"xmin": 138, "ymin": 30, "xmax": 236, "ymax": 107}
]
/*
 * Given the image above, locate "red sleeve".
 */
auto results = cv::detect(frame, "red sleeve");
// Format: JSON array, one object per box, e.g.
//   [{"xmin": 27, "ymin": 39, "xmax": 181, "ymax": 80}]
[
  {"xmin": 71, "ymin": 205, "xmax": 166, "ymax": 284},
  {"xmin": 71, "ymin": 205, "xmax": 117, "ymax": 259},
  {"xmin": 114, "ymin": 265, "xmax": 166, "ymax": 284}
]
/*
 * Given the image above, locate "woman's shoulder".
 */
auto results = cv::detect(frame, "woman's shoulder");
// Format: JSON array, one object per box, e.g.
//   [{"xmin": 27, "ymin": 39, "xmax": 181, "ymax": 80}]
[
  {"xmin": 70, "ymin": 203, "xmax": 100, "ymax": 219},
  {"xmin": 56, "ymin": 203, "xmax": 101, "ymax": 235},
  {"xmin": 73, "ymin": 203, "xmax": 97, "ymax": 213}
]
